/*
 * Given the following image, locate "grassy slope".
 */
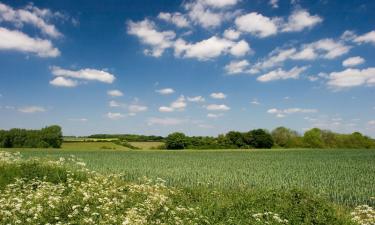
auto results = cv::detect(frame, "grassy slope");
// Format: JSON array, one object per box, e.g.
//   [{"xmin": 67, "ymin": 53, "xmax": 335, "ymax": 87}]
[{"xmin": 6, "ymin": 148, "xmax": 375, "ymax": 207}]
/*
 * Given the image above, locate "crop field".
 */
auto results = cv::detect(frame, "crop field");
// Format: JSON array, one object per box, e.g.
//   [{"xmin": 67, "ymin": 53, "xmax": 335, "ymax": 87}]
[{"xmin": 8, "ymin": 147, "xmax": 375, "ymax": 207}]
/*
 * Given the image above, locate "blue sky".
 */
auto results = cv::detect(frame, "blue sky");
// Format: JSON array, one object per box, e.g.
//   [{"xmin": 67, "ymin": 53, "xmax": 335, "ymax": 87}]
[{"xmin": 0, "ymin": 0, "xmax": 374, "ymax": 137}]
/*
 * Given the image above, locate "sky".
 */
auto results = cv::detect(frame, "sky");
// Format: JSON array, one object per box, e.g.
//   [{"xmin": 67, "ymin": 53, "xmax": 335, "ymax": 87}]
[{"xmin": 0, "ymin": 0, "xmax": 374, "ymax": 137}]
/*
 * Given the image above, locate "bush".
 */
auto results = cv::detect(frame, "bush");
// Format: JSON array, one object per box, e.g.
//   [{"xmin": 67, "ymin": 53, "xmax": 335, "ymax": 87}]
[
  {"xmin": 165, "ymin": 132, "xmax": 188, "ymax": 149},
  {"xmin": 248, "ymin": 129, "xmax": 274, "ymax": 149}
]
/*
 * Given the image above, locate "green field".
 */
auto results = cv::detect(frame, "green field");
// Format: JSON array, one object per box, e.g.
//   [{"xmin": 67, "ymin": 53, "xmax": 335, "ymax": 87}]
[{"xmin": 8, "ymin": 147, "xmax": 375, "ymax": 207}]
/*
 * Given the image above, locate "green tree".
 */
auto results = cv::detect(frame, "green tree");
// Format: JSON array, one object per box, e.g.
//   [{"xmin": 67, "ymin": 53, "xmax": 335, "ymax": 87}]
[
  {"xmin": 165, "ymin": 132, "xmax": 188, "ymax": 149},
  {"xmin": 271, "ymin": 127, "xmax": 299, "ymax": 148},
  {"xmin": 225, "ymin": 131, "xmax": 246, "ymax": 147},
  {"xmin": 248, "ymin": 129, "xmax": 274, "ymax": 149},
  {"xmin": 303, "ymin": 128, "xmax": 324, "ymax": 148}
]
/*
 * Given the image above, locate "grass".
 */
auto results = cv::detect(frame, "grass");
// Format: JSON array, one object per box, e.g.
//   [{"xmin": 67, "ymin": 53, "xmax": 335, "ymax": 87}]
[
  {"xmin": 129, "ymin": 141, "xmax": 164, "ymax": 149},
  {"xmin": 6, "ymin": 147, "xmax": 375, "ymax": 207},
  {"xmin": 61, "ymin": 141, "xmax": 130, "ymax": 150},
  {"xmin": 0, "ymin": 151, "xmax": 359, "ymax": 224}
]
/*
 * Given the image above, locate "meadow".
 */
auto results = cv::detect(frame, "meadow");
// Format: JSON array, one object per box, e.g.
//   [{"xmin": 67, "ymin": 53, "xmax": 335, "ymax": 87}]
[{"xmin": 9, "ymin": 147, "xmax": 375, "ymax": 207}]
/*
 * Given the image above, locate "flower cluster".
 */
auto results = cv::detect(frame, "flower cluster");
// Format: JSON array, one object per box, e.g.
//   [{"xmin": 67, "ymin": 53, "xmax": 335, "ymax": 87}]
[
  {"xmin": 252, "ymin": 212, "xmax": 289, "ymax": 224},
  {"xmin": 351, "ymin": 204, "xmax": 375, "ymax": 225},
  {"xmin": 0, "ymin": 152, "xmax": 208, "ymax": 225}
]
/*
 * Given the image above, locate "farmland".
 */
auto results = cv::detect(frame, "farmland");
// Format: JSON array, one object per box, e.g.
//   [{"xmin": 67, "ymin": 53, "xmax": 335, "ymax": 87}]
[{"xmin": 9, "ymin": 147, "xmax": 375, "ymax": 207}]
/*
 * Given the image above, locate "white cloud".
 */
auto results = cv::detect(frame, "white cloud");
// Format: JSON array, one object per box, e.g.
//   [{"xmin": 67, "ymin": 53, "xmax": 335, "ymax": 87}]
[
  {"xmin": 184, "ymin": 0, "xmax": 238, "ymax": 28},
  {"xmin": 268, "ymin": 107, "xmax": 317, "ymax": 118},
  {"xmin": 235, "ymin": 12, "xmax": 278, "ymax": 38},
  {"xmin": 342, "ymin": 56, "xmax": 365, "ymax": 67},
  {"xmin": 159, "ymin": 106, "xmax": 175, "ymax": 112},
  {"xmin": 223, "ymin": 29, "xmax": 240, "ymax": 40},
  {"xmin": 187, "ymin": 96, "xmax": 205, "ymax": 102},
  {"xmin": 156, "ymin": 88, "xmax": 175, "ymax": 95},
  {"xmin": 109, "ymin": 100, "xmax": 121, "ymax": 107},
  {"xmin": 354, "ymin": 30, "xmax": 375, "ymax": 45},
  {"xmin": 269, "ymin": 0, "xmax": 279, "ymax": 8},
  {"xmin": 229, "ymin": 40, "xmax": 251, "ymax": 57},
  {"xmin": 0, "ymin": 27, "xmax": 60, "ymax": 57},
  {"xmin": 281, "ymin": 9, "xmax": 323, "ymax": 32},
  {"xmin": 128, "ymin": 104, "xmax": 148, "ymax": 113},
  {"xmin": 107, "ymin": 90, "xmax": 123, "ymax": 97},
  {"xmin": 257, "ymin": 66, "xmax": 308, "ymax": 82},
  {"xmin": 210, "ymin": 92, "xmax": 226, "ymax": 99},
  {"xmin": 51, "ymin": 66, "xmax": 115, "ymax": 83},
  {"xmin": 207, "ymin": 113, "xmax": 223, "ymax": 118},
  {"xmin": 18, "ymin": 106, "xmax": 46, "ymax": 113},
  {"xmin": 368, "ymin": 120, "xmax": 375, "ymax": 126},
  {"xmin": 250, "ymin": 99, "xmax": 260, "ymax": 105},
  {"xmin": 106, "ymin": 112, "xmax": 125, "ymax": 120},
  {"xmin": 199, "ymin": 0, "xmax": 239, "ymax": 8},
  {"xmin": 327, "ymin": 67, "xmax": 375, "ymax": 89},
  {"xmin": 0, "ymin": 2, "xmax": 62, "ymax": 38},
  {"xmin": 68, "ymin": 118, "xmax": 88, "ymax": 122},
  {"xmin": 206, "ymin": 104, "xmax": 230, "ymax": 111},
  {"xmin": 309, "ymin": 39, "xmax": 351, "ymax": 59},
  {"xmin": 49, "ymin": 77, "xmax": 77, "ymax": 87},
  {"xmin": 158, "ymin": 12, "xmax": 190, "ymax": 28},
  {"xmin": 224, "ymin": 59, "xmax": 250, "ymax": 74},
  {"xmin": 174, "ymin": 36, "xmax": 250, "ymax": 60},
  {"xmin": 251, "ymin": 38, "xmax": 350, "ymax": 73},
  {"xmin": 147, "ymin": 117, "xmax": 186, "ymax": 126},
  {"xmin": 127, "ymin": 19, "xmax": 176, "ymax": 57},
  {"xmin": 159, "ymin": 95, "xmax": 187, "ymax": 112}
]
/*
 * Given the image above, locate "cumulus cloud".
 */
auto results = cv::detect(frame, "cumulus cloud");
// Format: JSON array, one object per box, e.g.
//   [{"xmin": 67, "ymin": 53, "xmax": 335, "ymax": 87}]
[
  {"xmin": 354, "ymin": 30, "xmax": 375, "ymax": 45},
  {"xmin": 106, "ymin": 112, "xmax": 125, "ymax": 120},
  {"xmin": 156, "ymin": 88, "xmax": 175, "ymax": 95},
  {"xmin": 250, "ymin": 99, "xmax": 260, "ymax": 105},
  {"xmin": 281, "ymin": 9, "xmax": 323, "ymax": 32},
  {"xmin": 0, "ymin": 27, "xmax": 60, "ymax": 57},
  {"xmin": 187, "ymin": 96, "xmax": 205, "ymax": 102},
  {"xmin": 268, "ymin": 107, "xmax": 317, "ymax": 118},
  {"xmin": 250, "ymin": 38, "xmax": 350, "ymax": 73},
  {"xmin": 342, "ymin": 56, "xmax": 365, "ymax": 67},
  {"xmin": 206, "ymin": 104, "xmax": 230, "ymax": 111},
  {"xmin": 147, "ymin": 117, "xmax": 186, "ymax": 126},
  {"xmin": 158, "ymin": 12, "xmax": 190, "ymax": 28},
  {"xmin": 109, "ymin": 100, "xmax": 121, "ymax": 107},
  {"xmin": 51, "ymin": 66, "xmax": 116, "ymax": 84},
  {"xmin": 174, "ymin": 36, "xmax": 250, "ymax": 60},
  {"xmin": 207, "ymin": 113, "xmax": 223, "ymax": 118},
  {"xmin": 0, "ymin": 2, "xmax": 62, "ymax": 38},
  {"xmin": 128, "ymin": 104, "xmax": 148, "ymax": 113},
  {"xmin": 107, "ymin": 90, "xmax": 123, "ymax": 97},
  {"xmin": 68, "ymin": 118, "xmax": 88, "ymax": 122},
  {"xmin": 327, "ymin": 67, "xmax": 375, "ymax": 89},
  {"xmin": 235, "ymin": 12, "xmax": 278, "ymax": 38},
  {"xmin": 223, "ymin": 29, "xmax": 240, "ymax": 40},
  {"xmin": 224, "ymin": 60, "xmax": 250, "ymax": 74},
  {"xmin": 257, "ymin": 66, "xmax": 308, "ymax": 82},
  {"xmin": 18, "ymin": 106, "xmax": 46, "ymax": 113},
  {"xmin": 210, "ymin": 92, "xmax": 226, "ymax": 99},
  {"xmin": 159, "ymin": 95, "xmax": 187, "ymax": 112},
  {"xmin": 199, "ymin": 0, "xmax": 239, "ymax": 8},
  {"xmin": 49, "ymin": 77, "xmax": 77, "ymax": 87},
  {"xmin": 269, "ymin": 0, "xmax": 279, "ymax": 8},
  {"xmin": 127, "ymin": 19, "xmax": 176, "ymax": 57}
]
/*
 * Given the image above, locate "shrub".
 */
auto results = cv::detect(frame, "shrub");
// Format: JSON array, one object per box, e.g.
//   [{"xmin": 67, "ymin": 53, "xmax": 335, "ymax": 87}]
[{"xmin": 165, "ymin": 132, "xmax": 188, "ymax": 149}]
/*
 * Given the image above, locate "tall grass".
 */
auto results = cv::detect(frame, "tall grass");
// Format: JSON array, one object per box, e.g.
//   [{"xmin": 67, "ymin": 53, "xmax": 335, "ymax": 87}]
[{"xmin": 11, "ymin": 148, "xmax": 375, "ymax": 207}]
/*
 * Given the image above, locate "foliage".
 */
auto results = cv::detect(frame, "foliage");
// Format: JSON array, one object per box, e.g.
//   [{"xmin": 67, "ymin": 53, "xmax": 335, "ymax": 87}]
[
  {"xmin": 0, "ymin": 125, "xmax": 63, "ymax": 148},
  {"xmin": 113, "ymin": 138, "xmax": 140, "ymax": 149},
  {"xmin": 165, "ymin": 132, "xmax": 189, "ymax": 149},
  {"xmin": 272, "ymin": 127, "xmax": 300, "ymax": 148},
  {"xmin": 88, "ymin": 134, "xmax": 164, "ymax": 142}
]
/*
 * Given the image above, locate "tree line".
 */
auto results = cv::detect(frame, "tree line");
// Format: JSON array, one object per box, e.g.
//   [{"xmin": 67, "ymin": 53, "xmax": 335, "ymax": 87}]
[
  {"xmin": 0, "ymin": 125, "xmax": 63, "ymax": 148},
  {"xmin": 88, "ymin": 134, "xmax": 164, "ymax": 142},
  {"xmin": 164, "ymin": 127, "xmax": 375, "ymax": 150}
]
